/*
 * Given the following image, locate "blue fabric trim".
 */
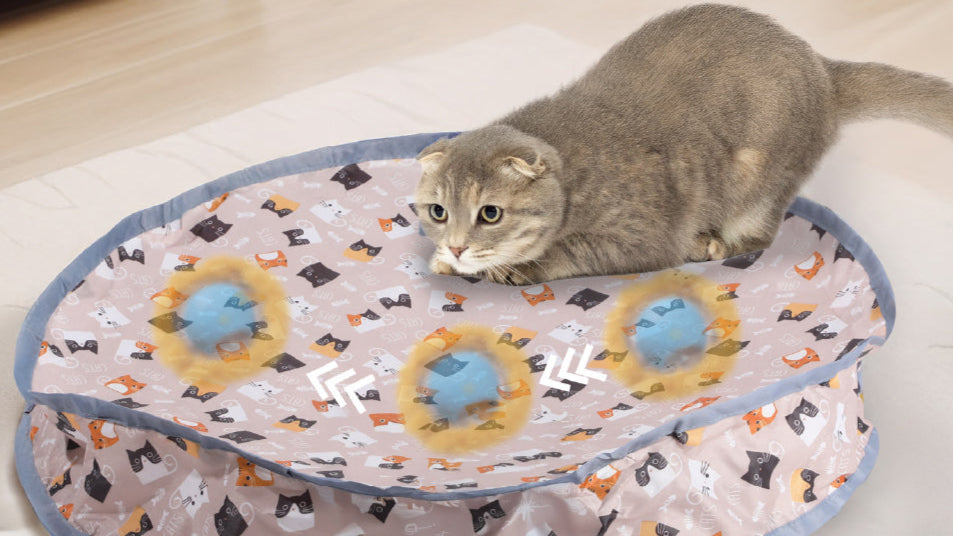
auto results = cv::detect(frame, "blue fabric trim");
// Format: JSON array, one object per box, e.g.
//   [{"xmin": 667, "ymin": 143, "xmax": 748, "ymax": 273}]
[
  {"xmin": 15, "ymin": 409, "xmax": 88, "ymax": 536},
  {"xmin": 15, "ymin": 133, "xmax": 896, "ymax": 504},
  {"xmin": 766, "ymin": 428, "xmax": 880, "ymax": 536},
  {"xmin": 787, "ymin": 197, "xmax": 897, "ymax": 338}
]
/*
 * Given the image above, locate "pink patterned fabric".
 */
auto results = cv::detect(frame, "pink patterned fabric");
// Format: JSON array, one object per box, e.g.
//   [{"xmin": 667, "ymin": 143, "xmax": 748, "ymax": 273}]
[{"xmin": 25, "ymin": 158, "xmax": 886, "ymax": 535}]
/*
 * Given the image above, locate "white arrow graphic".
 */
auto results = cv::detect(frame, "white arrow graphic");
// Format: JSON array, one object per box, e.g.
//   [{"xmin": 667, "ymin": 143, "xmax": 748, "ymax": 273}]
[
  {"xmin": 306, "ymin": 362, "xmax": 339, "ymax": 399},
  {"xmin": 539, "ymin": 344, "xmax": 608, "ymax": 391},
  {"xmin": 306, "ymin": 362, "xmax": 376, "ymax": 414},
  {"xmin": 325, "ymin": 368, "xmax": 356, "ymax": 406},
  {"xmin": 344, "ymin": 374, "xmax": 377, "ymax": 414}
]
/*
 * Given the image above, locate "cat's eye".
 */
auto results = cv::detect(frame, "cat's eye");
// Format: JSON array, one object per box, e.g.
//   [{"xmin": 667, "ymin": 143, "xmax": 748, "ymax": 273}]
[
  {"xmin": 429, "ymin": 204, "xmax": 448, "ymax": 222},
  {"xmin": 479, "ymin": 205, "xmax": 502, "ymax": 224}
]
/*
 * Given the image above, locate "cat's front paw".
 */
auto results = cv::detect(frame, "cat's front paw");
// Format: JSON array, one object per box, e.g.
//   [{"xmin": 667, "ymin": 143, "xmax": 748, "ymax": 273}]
[
  {"xmin": 688, "ymin": 233, "xmax": 728, "ymax": 262},
  {"xmin": 430, "ymin": 257, "xmax": 456, "ymax": 276}
]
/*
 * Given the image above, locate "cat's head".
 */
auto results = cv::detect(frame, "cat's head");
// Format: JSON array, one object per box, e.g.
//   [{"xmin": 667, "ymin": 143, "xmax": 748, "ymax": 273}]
[{"xmin": 415, "ymin": 126, "xmax": 565, "ymax": 276}]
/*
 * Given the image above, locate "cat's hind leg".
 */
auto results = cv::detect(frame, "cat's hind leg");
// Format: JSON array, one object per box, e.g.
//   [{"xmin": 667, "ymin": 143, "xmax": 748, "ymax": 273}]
[
  {"xmin": 719, "ymin": 198, "xmax": 785, "ymax": 257},
  {"xmin": 719, "ymin": 148, "xmax": 792, "ymax": 257}
]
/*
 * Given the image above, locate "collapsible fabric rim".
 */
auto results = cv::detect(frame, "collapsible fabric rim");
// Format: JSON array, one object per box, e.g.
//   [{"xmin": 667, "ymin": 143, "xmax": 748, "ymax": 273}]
[{"xmin": 14, "ymin": 133, "xmax": 895, "ymax": 533}]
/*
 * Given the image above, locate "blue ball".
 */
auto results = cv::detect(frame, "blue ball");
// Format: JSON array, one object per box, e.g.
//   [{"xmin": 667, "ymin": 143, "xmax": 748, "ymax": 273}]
[
  {"xmin": 180, "ymin": 283, "xmax": 256, "ymax": 355},
  {"xmin": 629, "ymin": 295, "xmax": 709, "ymax": 371},
  {"xmin": 425, "ymin": 351, "xmax": 502, "ymax": 424}
]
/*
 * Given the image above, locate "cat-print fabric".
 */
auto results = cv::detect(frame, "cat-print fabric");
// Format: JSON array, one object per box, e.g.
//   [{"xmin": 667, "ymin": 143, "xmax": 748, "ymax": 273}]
[
  {"xmin": 27, "ymin": 365, "xmax": 873, "ymax": 535},
  {"xmin": 20, "ymin": 144, "xmax": 890, "ymax": 535}
]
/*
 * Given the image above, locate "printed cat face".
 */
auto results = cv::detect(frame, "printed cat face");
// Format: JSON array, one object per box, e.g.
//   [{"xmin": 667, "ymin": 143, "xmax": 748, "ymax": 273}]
[
  {"xmin": 580, "ymin": 465, "xmax": 620, "ymax": 500},
  {"xmin": 214, "ymin": 496, "xmax": 248, "ymax": 536},
  {"xmin": 276, "ymin": 490, "xmax": 315, "ymax": 532},
  {"xmin": 283, "ymin": 226, "xmax": 322, "ymax": 247},
  {"xmin": 118, "ymin": 505, "xmax": 152, "ymax": 536},
  {"xmin": 424, "ymin": 327, "xmax": 462, "ymax": 350},
  {"xmin": 263, "ymin": 352, "xmax": 305, "ymax": 373},
  {"xmin": 261, "ymin": 194, "xmax": 299, "ymax": 217},
  {"xmin": 777, "ymin": 302, "xmax": 817, "ymax": 322},
  {"xmin": 84, "ymin": 459, "xmax": 112, "ymax": 503},
  {"xmin": 49, "ymin": 467, "xmax": 71, "ymax": 496},
  {"xmin": 703, "ymin": 317, "xmax": 740, "ymax": 338},
  {"xmin": 790, "ymin": 468, "xmax": 819, "ymax": 503},
  {"xmin": 794, "ymin": 251, "xmax": 824, "ymax": 280},
  {"xmin": 365, "ymin": 352, "xmax": 403, "ymax": 376},
  {"xmin": 716, "ymin": 282, "xmax": 740, "ymax": 301},
  {"xmin": 128, "ymin": 440, "xmax": 173, "ymax": 484},
  {"xmin": 532, "ymin": 404, "xmax": 568, "ymax": 424},
  {"xmin": 117, "ymin": 238, "xmax": 145, "ymax": 264},
  {"xmin": 785, "ymin": 398, "xmax": 827, "ymax": 445},
  {"xmin": 414, "ymin": 128, "xmax": 565, "ymax": 277},
  {"xmin": 722, "ymin": 249, "xmax": 763, "ymax": 270},
  {"xmin": 597, "ymin": 402, "xmax": 634, "ymax": 421},
  {"xmin": 255, "ymin": 250, "xmax": 287, "ymax": 270},
  {"xmin": 377, "ymin": 285, "xmax": 412, "ymax": 310},
  {"xmin": 287, "ymin": 295, "xmax": 317, "ymax": 321},
  {"xmin": 498, "ymin": 326, "xmax": 537, "ymax": 349},
  {"xmin": 688, "ymin": 458, "xmax": 720, "ymax": 499},
  {"xmin": 548, "ymin": 321, "xmax": 590, "ymax": 344},
  {"xmin": 310, "ymin": 199, "xmax": 351, "ymax": 225},
  {"xmin": 216, "ymin": 341, "xmax": 249, "ymax": 362},
  {"xmin": 497, "ymin": 379, "xmax": 532, "ymax": 400},
  {"xmin": 425, "ymin": 353, "xmax": 468, "ymax": 377},
  {"xmin": 741, "ymin": 450, "xmax": 779, "ymax": 489},
  {"xmin": 634, "ymin": 452, "xmax": 678, "ymax": 498},
  {"xmin": 151, "ymin": 287, "xmax": 189, "ymax": 308},
  {"xmin": 742, "ymin": 403, "xmax": 777, "ymax": 434},
  {"xmin": 331, "ymin": 430, "xmax": 376, "ymax": 448},
  {"xmin": 176, "ymin": 470, "xmax": 210, "ymax": 518},
  {"xmin": 782, "ymin": 348, "xmax": 820, "ymax": 369},
  {"xmin": 331, "ymin": 163, "xmax": 373, "ymax": 190},
  {"xmin": 395, "ymin": 255, "xmax": 428, "ymax": 280},
  {"xmin": 182, "ymin": 380, "xmax": 226, "ymax": 403},
  {"xmin": 567, "ymin": 288, "xmax": 609, "ymax": 311},
  {"xmin": 105, "ymin": 375, "xmax": 146, "ymax": 396},
  {"xmin": 428, "ymin": 290, "xmax": 468, "ymax": 313},
  {"xmin": 297, "ymin": 262, "xmax": 340, "ymax": 288},
  {"xmin": 64, "ymin": 330, "xmax": 98, "ymax": 354},
  {"xmin": 469, "ymin": 499, "xmax": 506, "ymax": 533},
  {"xmin": 238, "ymin": 380, "xmax": 283, "ymax": 402},
  {"xmin": 191, "ymin": 215, "xmax": 233, "ymax": 242},
  {"xmin": 206, "ymin": 403, "xmax": 247, "ymax": 423},
  {"xmin": 806, "ymin": 317, "xmax": 846, "ymax": 341},
  {"xmin": 236, "ymin": 457, "xmax": 274, "ymax": 487},
  {"xmin": 274, "ymin": 415, "xmax": 317, "ymax": 432},
  {"xmin": 521, "ymin": 284, "xmax": 555, "ymax": 306},
  {"xmin": 149, "ymin": 311, "xmax": 192, "ymax": 333},
  {"xmin": 378, "ymin": 213, "xmax": 415, "ymax": 238},
  {"xmin": 347, "ymin": 309, "xmax": 384, "ymax": 333},
  {"xmin": 343, "ymin": 240, "xmax": 382, "ymax": 263},
  {"xmin": 89, "ymin": 419, "xmax": 119, "ymax": 449},
  {"xmin": 89, "ymin": 302, "xmax": 131, "ymax": 328}
]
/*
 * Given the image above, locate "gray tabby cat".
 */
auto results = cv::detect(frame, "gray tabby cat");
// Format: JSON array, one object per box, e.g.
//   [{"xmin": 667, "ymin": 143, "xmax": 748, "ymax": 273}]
[{"xmin": 415, "ymin": 4, "xmax": 953, "ymax": 285}]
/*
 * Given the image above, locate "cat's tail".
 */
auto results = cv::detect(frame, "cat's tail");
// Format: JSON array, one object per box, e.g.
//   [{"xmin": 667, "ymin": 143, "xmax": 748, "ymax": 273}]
[{"xmin": 826, "ymin": 59, "xmax": 953, "ymax": 138}]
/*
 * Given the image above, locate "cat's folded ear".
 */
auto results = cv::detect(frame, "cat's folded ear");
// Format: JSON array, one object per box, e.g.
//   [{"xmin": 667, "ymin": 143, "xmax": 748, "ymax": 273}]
[
  {"xmin": 503, "ymin": 148, "xmax": 559, "ymax": 180},
  {"xmin": 417, "ymin": 138, "xmax": 451, "ymax": 175}
]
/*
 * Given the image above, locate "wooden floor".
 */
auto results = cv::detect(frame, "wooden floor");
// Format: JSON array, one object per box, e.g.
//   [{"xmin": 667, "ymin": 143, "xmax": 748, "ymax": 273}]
[{"xmin": 0, "ymin": 0, "xmax": 922, "ymax": 190}]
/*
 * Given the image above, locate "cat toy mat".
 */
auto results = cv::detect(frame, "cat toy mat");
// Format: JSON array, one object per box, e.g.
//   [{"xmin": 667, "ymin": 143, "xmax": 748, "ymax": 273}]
[{"xmin": 15, "ymin": 133, "xmax": 893, "ymax": 536}]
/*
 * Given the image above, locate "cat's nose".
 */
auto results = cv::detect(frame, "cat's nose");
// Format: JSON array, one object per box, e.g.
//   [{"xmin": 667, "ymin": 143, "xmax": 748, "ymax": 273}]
[{"xmin": 449, "ymin": 246, "xmax": 468, "ymax": 259}]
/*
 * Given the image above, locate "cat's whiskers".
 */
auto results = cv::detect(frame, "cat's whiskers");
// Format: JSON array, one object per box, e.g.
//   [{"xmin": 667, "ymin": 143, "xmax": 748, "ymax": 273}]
[
  {"xmin": 497, "ymin": 259, "xmax": 532, "ymax": 285},
  {"xmin": 508, "ymin": 251, "xmax": 548, "ymax": 280},
  {"xmin": 483, "ymin": 264, "xmax": 504, "ymax": 284}
]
